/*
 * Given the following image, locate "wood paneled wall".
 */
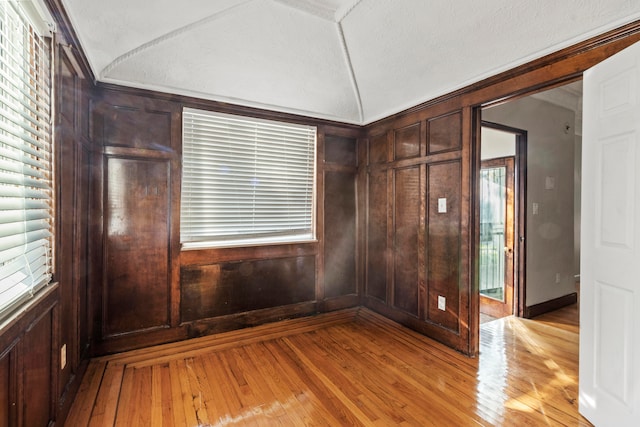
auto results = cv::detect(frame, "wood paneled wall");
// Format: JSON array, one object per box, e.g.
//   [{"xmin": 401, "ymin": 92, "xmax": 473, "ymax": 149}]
[
  {"xmin": 362, "ymin": 100, "xmax": 473, "ymax": 353},
  {"xmin": 56, "ymin": 36, "xmax": 93, "ymax": 417},
  {"xmin": 0, "ymin": 287, "xmax": 58, "ymax": 426},
  {"xmin": 360, "ymin": 20, "xmax": 640, "ymax": 356},
  {"xmin": 89, "ymin": 86, "xmax": 362, "ymax": 354}
]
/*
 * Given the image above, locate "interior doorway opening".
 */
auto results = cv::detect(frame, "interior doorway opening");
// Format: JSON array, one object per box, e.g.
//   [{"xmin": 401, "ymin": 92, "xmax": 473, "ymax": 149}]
[
  {"xmin": 478, "ymin": 124, "xmax": 524, "ymax": 322},
  {"xmin": 478, "ymin": 80, "xmax": 583, "ymax": 326}
]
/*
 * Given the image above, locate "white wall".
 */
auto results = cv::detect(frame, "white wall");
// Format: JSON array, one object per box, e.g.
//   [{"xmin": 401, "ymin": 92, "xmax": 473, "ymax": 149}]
[
  {"xmin": 481, "ymin": 127, "xmax": 516, "ymax": 160},
  {"xmin": 483, "ymin": 96, "xmax": 576, "ymax": 307}
]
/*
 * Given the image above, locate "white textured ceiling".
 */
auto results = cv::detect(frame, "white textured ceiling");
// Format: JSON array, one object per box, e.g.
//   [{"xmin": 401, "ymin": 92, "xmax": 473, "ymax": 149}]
[{"xmin": 62, "ymin": 0, "xmax": 640, "ymax": 125}]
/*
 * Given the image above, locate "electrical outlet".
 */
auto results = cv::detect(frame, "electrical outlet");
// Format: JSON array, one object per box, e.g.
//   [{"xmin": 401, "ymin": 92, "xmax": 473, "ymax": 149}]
[
  {"xmin": 555, "ymin": 273, "xmax": 561, "ymax": 284},
  {"xmin": 61, "ymin": 344, "xmax": 67, "ymax": 370},
  {"xmin": 533, "ymin": 202, "xmax": 539, "ymax": 215},
  {"xmin": 438, "ymin": 295, "xmax": 446, "ymax": 311}
]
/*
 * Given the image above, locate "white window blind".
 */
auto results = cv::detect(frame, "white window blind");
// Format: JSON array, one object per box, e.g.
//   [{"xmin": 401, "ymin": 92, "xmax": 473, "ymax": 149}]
[
  {"xmin": 0, "ymin": 0, "xmax": 52, "ymax": 319},
  {"xmin": 181, "ymin": 108, "xmax": 316, "ymax": 248}
]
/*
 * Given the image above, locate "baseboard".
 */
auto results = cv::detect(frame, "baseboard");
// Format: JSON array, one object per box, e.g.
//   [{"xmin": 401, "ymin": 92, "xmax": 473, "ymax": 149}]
[{"xmin": 524, "ymin": 292, "xmax": 578, "ymax": 319}]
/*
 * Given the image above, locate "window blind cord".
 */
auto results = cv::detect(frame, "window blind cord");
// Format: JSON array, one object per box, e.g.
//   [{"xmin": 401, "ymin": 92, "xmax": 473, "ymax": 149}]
[{"xmin": 21, "ymin": 179, "xmax": 35, "ymax": 294}]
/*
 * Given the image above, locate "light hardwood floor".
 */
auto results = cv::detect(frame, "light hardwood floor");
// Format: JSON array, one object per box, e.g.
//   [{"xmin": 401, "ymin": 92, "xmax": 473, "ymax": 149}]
[{"xmin": 66, "ymin": 305, "xmax": 590, "ymax": 426}]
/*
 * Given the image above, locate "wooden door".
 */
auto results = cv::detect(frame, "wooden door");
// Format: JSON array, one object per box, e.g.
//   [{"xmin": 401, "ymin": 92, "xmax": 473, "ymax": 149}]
[
  {"xmin": 580, "ymin": 41, "xmax": 640, "ymax": 426},
  {"xmin": 479, "ymin": 157, "xmax": 515, "ymax": 319}
]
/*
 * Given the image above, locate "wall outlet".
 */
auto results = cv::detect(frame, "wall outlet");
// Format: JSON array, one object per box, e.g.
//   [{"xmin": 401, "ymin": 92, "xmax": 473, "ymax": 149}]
[
  {"xmin": 438, "ymin": 295, "xmax": 446, "ymax": 311},
  {"xmin": 533, "ymin": 202, "xmax": 539, "ymax": 215},
  {"xmin": 555, "ymin": 273, "xmax": 561, "ymax": 284},
  {"xmin": 61, "ymin": 344, "xmax": 67, "ymax": 370}
]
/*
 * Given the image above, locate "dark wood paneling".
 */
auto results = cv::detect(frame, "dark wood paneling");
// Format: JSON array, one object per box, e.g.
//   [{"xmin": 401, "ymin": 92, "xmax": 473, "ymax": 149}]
[
  {"xmin": 427, "ymin": 112, "xmax": 462, "ymax": 154},
  {"xmin": 56, "ymin": 121, "xmax": 75, "ymax": 388},
  {"xmin": 104, "ymin": 157, "xmax": 171, "ymax": 336},
  {"xmin": 181, "ymin": 256, "xmax": 316, "ymax": 321},
  {"xmin": 367, "ymin": 170, "xmax": 387, "ymax": 301},
  {"xmin": 101, "ymin": 106, "xmax": 172, "ymax": 150},
  {"xmin": 324, "ymin": 171, "xmax": 356, "ymax": 298},
  {"xmin": 181, "ymin": 243, "xmax": 317, "ymax": 266},
  {"xmin": 0, "ymin": 353, "xmax": 9, "ymax": 426},
  {"xmin": 90, "ymin": 86, "xmax": 361, "ymax": 355},
  {"xmin": 368, "ymin": 132, "xmax": 389, "ymax": 164},
  {"xmin": 22, "ymin": 311, "xmax": 54, "ymax": 427},
  {"xmin": 77, "ymin": 144, "xmax": 91, "ymax": 358},
  {"xmin": 363, "ymin": 103, "xmax": 470, "ymax": 352},
  {"xmin": 394, "ymin": 122, "xmax": 421, "ymax": 160},
  {"xmin": 325, "ymin": 135, "xmax": 357, "ymax": 166},
  {"xmin": 55, "ymin": 38, "xmax": 93, "ymax": 423},
  {"xmin": 59, "ymin": 53, "xmax": 76, "ymax": 126},
  {"xmin": 393, "ymin": 166, "xmax": 420, "ymax": 316},
  {"xmin": 426, "ymin": 161, "xmax": 462, "ymax": 332}
]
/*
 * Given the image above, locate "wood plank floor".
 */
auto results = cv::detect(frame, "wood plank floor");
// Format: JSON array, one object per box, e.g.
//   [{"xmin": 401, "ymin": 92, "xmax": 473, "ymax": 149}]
[{"xmin": 66, "ymin": 306, "xmax": 591, "ymax": 426}]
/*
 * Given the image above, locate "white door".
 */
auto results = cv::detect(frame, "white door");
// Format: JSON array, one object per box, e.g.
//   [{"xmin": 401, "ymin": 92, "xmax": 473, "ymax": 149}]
[{"xmin": 580, "ymin": 41, "xmax": 640, "ymax": 426}]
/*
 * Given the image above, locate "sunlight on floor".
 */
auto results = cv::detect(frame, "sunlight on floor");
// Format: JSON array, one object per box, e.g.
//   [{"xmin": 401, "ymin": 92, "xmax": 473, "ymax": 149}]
[{"xmin": 478, "ymin": 313, "xmax": 581, "ymax": 426}]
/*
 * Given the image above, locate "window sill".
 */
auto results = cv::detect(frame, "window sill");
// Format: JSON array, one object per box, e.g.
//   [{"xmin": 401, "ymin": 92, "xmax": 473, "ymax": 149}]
[
  {"xmin": 182, "ymin": 237, "xmax": 317, "ymax": 251},
  {"xmin": 0, "ymin": 282, "xmax": 58, "ymax": 337}
]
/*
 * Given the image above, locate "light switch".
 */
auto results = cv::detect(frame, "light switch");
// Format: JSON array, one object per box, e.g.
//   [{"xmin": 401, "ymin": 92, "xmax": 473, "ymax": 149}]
[
  {"xmin": 438, "ymin": 295, "xmax": 446, "ymax": 311},
  {"xmin": 61, "ymin": 344, "xmax": 67, "ymax": 370},
  {"xmin": 533, "ymin": 202, "xmax": 539, "ymax": 215},
  {"xmin": 438, "ymin": 198, "xmax": 447, "ymax": 213},
  {"xmin": 545, "ymin": 176, "xmax": 555, "ymax": 190}
]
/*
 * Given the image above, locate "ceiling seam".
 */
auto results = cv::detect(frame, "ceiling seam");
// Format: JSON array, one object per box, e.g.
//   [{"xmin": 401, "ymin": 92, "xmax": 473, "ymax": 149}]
[
  {"xmin": 335, "ymin": 0, "xmax": 364, "ymax": 23},
  {"xmin": 98, "ymin": 76, "xmax": 361, "ymax": 124},
  {"xmin": 271, "ymin": 0, "xmax": 335, "ymax": 21},
  {"xmin": 99, "ymin": 0, "xmax": 255, "ymax": 79},
  {"xmin": 336, "ymin": 22, "xmax": 364, "ymax": 123}
]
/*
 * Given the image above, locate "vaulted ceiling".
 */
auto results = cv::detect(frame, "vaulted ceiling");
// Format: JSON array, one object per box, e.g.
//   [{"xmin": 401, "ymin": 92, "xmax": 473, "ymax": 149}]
[{"xmin": 62, "ymin": 0, "xmax": 640, "ymax": 125}]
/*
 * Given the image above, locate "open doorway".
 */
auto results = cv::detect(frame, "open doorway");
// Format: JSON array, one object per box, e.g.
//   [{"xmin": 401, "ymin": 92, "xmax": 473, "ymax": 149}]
[
  {"xmin": 479, "ymin": 124, "xmax": 526, "ymax": 322},
  {"xmin": 478, "ymin": 80, "xmax": 582, "ymax": 324}
]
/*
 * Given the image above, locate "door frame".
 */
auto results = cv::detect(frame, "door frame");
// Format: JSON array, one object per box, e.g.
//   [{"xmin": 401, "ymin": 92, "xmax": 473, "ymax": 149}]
[
  {"xmin": 480, "ymin": 121, "xmax": 528, "ymax": 318},
  {"xmin": 459, "ymin": 20, "xmax": 640, "ymax": 357}
]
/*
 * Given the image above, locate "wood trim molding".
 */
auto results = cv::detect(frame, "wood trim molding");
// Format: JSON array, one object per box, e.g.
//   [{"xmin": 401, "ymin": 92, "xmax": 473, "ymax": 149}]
[
  {"xmin": 525, "ymin": 292, "xmax": 578, "ymax": 319},
  {"xmin": 45, "ymin": 0, "xmax": 95, "ymax": 82},
  {"xmin": 95, "ymin": 82, "xmax": 363, "ymax": 130}
]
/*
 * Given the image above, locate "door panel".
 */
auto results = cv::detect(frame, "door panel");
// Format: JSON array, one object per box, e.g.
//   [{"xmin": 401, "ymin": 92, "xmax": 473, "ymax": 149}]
[
  {"xmin": 104, "ymin": 157, "xmax": 171, "ymax": 337},
  {"xmin": 479, "ymin": 157, "xmax": 515, "ymax": 318},
  {"xmin": 580, "ymin": 40, "xmax": 640, "ymax": 426}
]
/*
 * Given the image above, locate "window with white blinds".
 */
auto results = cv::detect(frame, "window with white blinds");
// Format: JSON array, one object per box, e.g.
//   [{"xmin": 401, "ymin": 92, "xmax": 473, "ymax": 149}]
[
  {"xmin": 181, "ymin": 108, "xmax": 317, "ymax": 248},
  {"xmin": 0, "ymin": 1, "xmax": 53, "ymax": 319}
]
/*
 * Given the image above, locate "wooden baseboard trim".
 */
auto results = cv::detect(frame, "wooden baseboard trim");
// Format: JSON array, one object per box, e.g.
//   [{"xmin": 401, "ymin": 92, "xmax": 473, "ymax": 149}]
[{"xmin": 525, "ymin": 292, "xmax": 578, "ymax": 319}]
